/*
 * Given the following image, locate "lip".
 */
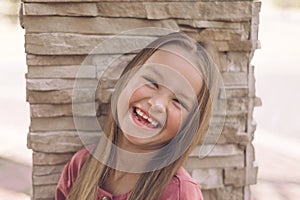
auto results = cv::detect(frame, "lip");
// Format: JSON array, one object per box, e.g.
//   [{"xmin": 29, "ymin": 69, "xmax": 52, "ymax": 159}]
[{"xmin": 130, "ymin": 106, "xmax": 160, "ymax": 129}]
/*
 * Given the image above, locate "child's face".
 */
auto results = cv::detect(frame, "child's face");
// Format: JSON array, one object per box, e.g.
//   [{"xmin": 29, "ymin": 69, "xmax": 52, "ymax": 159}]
[{"xmin": 116, "ymin": 49, "xmax": 202, "ymax": 151}]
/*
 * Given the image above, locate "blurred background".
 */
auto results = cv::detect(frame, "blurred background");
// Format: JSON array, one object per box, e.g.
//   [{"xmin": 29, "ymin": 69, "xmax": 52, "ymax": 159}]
[{"xmin": 0, "ymin": 0, "xmax": 299, "ymax": 199}]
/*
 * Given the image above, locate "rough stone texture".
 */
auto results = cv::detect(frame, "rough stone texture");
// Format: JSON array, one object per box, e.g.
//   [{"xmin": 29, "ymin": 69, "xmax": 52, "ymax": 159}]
[
  {"xmin": 22, "ymin": 0, "xmax": 261, "ymax": 199},
  {"xmin": 202, "ymin": 186, "xmax": 244, "ymax": 200},
  {"xmin": 192, "ymin": 168, "xmax": 223, "ymax": 189},
  {"xmin": 224, "ymin": 166, "xmax": 258, "ymax": 187},
  {"xmin": 27, "ymin": 65, "xmax": 96, "ymax": 78},
  {"xmin": 30, "ymin": 103, "xmax": 98, "ymax": 117},
  {"xmin": 33, "ymin": 152, "xmax": 74, "ymax": 165},
  {"xmin": 23, "ymin": 16, "xmax": 180, "ymax": 34},
  {"xmin": 28, "ymin": 131, "xmax": 100, "ymax": 153},
  {"xmin": 26, "ymin": 54, "xmax": 85, "ymax": 66},
  {"xmin": 186, "ymin": 154, "xmax": 244, "ymax": 169}
]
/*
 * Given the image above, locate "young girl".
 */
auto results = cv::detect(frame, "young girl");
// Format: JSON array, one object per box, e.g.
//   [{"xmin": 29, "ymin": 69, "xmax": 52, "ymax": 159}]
[{"xmin": 56, "ymin": 32, "xmax": 221, "ymax": 200}]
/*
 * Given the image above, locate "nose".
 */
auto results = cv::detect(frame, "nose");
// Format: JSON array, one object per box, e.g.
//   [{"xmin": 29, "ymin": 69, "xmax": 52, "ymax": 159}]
[{"xmin": 148, "ymin": 94, "xmax": 168, "ymax": 113}]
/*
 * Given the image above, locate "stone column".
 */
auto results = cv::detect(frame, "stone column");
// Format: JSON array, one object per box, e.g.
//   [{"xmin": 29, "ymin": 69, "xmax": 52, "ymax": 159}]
[{"xmin": 20, "ymin": 0, "xmax": 261, "ymax": 199}]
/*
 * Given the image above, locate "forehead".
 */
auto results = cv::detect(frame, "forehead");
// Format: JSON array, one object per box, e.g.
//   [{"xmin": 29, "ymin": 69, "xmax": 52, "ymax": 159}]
[{"xmin": 143, "ymin": 49, "xmax": 203, "ymax": 96}]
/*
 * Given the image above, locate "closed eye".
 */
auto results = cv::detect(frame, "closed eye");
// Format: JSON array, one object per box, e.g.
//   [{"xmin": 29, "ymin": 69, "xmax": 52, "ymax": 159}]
[
  {"xmin": 143, "ymin": 76, "xmax": 159, "ymax": 89},
  {"xmin": 173, "ymin": 98, "xmax": 188, "ymax": 111}
]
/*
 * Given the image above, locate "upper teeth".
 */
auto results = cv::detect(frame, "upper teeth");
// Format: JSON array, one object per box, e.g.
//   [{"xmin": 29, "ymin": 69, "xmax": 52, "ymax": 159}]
[{"xmin": 136, "ymin": 108, "xmax": 158, "ymax": 127}]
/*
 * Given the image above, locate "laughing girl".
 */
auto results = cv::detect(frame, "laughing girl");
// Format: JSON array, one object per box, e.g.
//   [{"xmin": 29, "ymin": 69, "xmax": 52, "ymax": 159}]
[{"xmin": 56, "ymin": 32, "xmax": 221, "ymax": 200}]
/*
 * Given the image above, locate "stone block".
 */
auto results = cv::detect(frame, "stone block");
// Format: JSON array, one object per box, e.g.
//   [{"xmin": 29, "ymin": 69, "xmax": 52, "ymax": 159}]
[
  {"xmin": 181, "ymin": 28, "xmax": 247, "ymax": 41},
  {"xmin": 25, "ymin": 33, "xmax": 157, "ymax": 55},
  {"xmin": 219, "ymin": 52, "xmax": 250, "ymax": 72},
  {"xmin": 177, "ymin": 20, "xmax": 250, "ymax": 31},
  {"xmin": 28, "ymin": 131, "xmax": 100, "ymax": 153},
  {"xmin": 23, "ymin": 16, "xmax": 179, "ymax": 34},
  {"xmin": 30, "ymin": 117, "xmax": 102, "ymax": 132},
  {"xmin": 95, "ymin": 2, "xmax": 253, "ymax": 21},
  {"xmin": 31, "ymin": 104, "xmax": 73, "ymax": 117},
  {"xmin": 27, "ymin": 89, "xmax": 95, "ymax": 104},
  {"xmin": 30, "ymin": 103, "xmax": 98, "ymax": 117},
  {"xmin": 190, "ymin": 144, "xmax": 243, "ymax": 158},
  {"xmin": 215, "ymin": 98, "xmax": 249, "ymax": 116},
  {"xmin": 220, "ymin": 86, "xmax": 248, "ymax": 99},
  {"xmin": 224, "ymin": 166, "xmax": 258, "ymax": 187},
  {"xmin": 185, "ymin": 154, "xmax": 244, "ymax": 169},
  {"xmin": 27, "ymin": 65, "xmax": 96, "ymax": 79},
  {"xmin": 33, "ymin": 152, "xmax": 73, "ymax": 165},
  {"xmin": 202, "ymin": 186, "xmax": 244, "ymax": 200},
  {"xmin": 214, "ymin": 40, "xmax": 256, "ymax": 52},
  {"xmin": 33, "ymin": 164, "xmax": 65, "ymax": 176},
  {"xmin": 192, "ymin": 168, "xmax": 223, "ymax": 189},
  {"xmin": 33, "ymin": 173, "xmax": 61, "ymax": 186},
  {"xmin": 27, "ymin": 78, "xmax": 97, "ymax": 91},
  {"xmin": 33, "ymin": 185, "xmax": 56, "ymax": 199},
  {"xmin": 26, "ymin": 54, "xmax": 85, "ymax": 66},
  {"xmin": 97, "ymin": 54, "xmax": 135, "ymax": 88},
  {"xmin": 23, "ymin": 2, "xmax": 98, "ymax": 16},
  {"xmin": 222, "ymin": 72, "xmax": 248, "ymax": 86}
]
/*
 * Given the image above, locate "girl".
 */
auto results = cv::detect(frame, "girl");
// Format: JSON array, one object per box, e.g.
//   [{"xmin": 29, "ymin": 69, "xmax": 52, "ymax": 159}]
[{"xmin": 56, "ymin": 32, "xmax": 221, "ymax": 200}]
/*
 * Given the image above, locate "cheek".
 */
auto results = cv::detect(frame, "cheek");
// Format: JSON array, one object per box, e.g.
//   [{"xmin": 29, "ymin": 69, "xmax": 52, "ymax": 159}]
[
  {"xmin": 128, "ymin": 86, "xmax": 153, "ymax": 105},
  {"xmin": 166, "ymin": 106, "xmax": 183, "ymax": 134}
]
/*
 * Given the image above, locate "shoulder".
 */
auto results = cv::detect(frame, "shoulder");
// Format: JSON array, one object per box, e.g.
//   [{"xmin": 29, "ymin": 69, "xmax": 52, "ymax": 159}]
[
  {"xmin": 160, "ymin": 167, "xmax": 203, "ymax": 200},
  {"xmin": 68, "ymin": 144, "xmax": 94, "ymax": 173},
  {"xmin": 56, "ymin": 144, "xmax": 95, "ymax": 199}
]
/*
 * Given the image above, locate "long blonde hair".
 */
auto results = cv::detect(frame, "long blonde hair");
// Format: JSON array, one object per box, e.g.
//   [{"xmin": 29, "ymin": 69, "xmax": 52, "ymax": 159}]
[{"xmin": 67, "ymin": 32, "xmax": 220, "ymax": 200}]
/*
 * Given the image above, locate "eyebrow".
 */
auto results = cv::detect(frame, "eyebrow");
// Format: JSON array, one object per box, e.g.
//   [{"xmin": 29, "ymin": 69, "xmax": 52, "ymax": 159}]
[{"xmin": 147, "ymin": 66, "xmax": 164, "ymax": 80}]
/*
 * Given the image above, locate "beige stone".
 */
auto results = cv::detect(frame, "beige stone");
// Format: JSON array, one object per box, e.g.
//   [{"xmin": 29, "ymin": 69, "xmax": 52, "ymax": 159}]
[
  {"xmin": 33, "ymin": 185, "xmax": 56, "ymax": 199},
  {"xmin": 31, "ymin": 104, "xmax": 73, "ymax": 117},
  {"xmin": 219, "ymin": 52, "xmax": 250, "ymax": 72},
  {"xmin": 215, "ymin": 98, "xmax": 249, "ymax": 116},
  {"xmin": 23, "ymin": 2, "xmax": 98, "ymax": 16},
  {"xmin": 220, "ymin": 86, "xmax": 248, "ymax": 99},
  {"xmin": 202, "ymin": 186, "xmax": 244, "ymax": 200},
  {"xmin": 224, "ymin": 167, "xmax": 258, "ymax": 187},
  {"xmin": 25, "ymin": 33, "xmax": 157, "ymax": 55},
  {"xmin": 28, "ymin": 131, "xmax": 100, "ymax": 152},
  {"xmin": 26, "ymin": 54, "xmax": 85, "ymax": 66},
  {"xmin": 192, "ymin": 168, "xmax": 223, "ymax": 189},
  {"xmin": 222, "ymin": 72, "xmax": 248, "ymax": 86},
  {"xmin": 33, "ymin": 164, "xmax": 65, "ymax": 176},
  {"xmin": 190, "ymin": 144, "xmax": 243, "ymax": 158},
  {"xmin": 97, "ymin": 54, "xmax": 135, "ymax": 88},
  {"xmin": 27, "ymin": 65, "xmax": 96, "ymax": 79},
  {"xmin": 181, "ymin": 28, "xmax": 247, "ymax": 41},
  {"xmin": 96, "ymin": 2, "xmax": 253, "ymax": 21},
  {"xmin": 27, "ymin": 78, "xmax": 97, "ymax": 91},
  {"xmin": 214, "ymin": 40, "xmax": 256, "ymax": 51},
  {"xmin": 27, "ymin": 89, "xmax": 95, "ymax": 104},
  {"xmin": 177, "ymin": 20, "xmax": 249, "ymax": 30},
  {"xmin": 185, "ymin": 154, "xmax": 244, "ymax": 169},
  {"xmin": 30, "ymin": 103, "xmax": 98, "ymax": 117},
  {"xmin": 33, "ymin": 152, "xmax": 73, "ymax": 165},
  {"xmin": 30, "ymin": 117, "xmax": 101, "ymax": 132},
  {"xmin": 33, "ymin": 173, "xmax": 61, "ymax": 186},
  {"xmin": 23, "ymin": 16, "xmax": 179, "ymax": 34}
]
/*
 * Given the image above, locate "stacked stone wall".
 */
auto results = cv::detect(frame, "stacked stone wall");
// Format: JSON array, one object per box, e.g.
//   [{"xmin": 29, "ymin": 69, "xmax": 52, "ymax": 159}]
[{"xmin": 20, "ymin": 0, "xmax": 261, "ymax": 199}]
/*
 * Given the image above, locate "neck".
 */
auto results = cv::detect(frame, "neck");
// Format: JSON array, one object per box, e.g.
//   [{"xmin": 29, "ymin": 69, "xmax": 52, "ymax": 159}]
[{"xmin": 110, "ymin": 129, "xmax": 158, "ymax": 173}]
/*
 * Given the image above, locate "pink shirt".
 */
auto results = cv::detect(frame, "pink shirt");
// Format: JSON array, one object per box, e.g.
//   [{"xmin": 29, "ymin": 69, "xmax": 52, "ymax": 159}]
[{"xmin": 56, "ymin": 146, "xmax": 203, "ymax": 200}]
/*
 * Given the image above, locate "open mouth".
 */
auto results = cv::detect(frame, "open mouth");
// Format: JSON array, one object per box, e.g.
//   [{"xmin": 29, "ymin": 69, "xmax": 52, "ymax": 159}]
[{"xmin": 132, "ymin": 106, "xmax": 160, "ymax": 129}]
